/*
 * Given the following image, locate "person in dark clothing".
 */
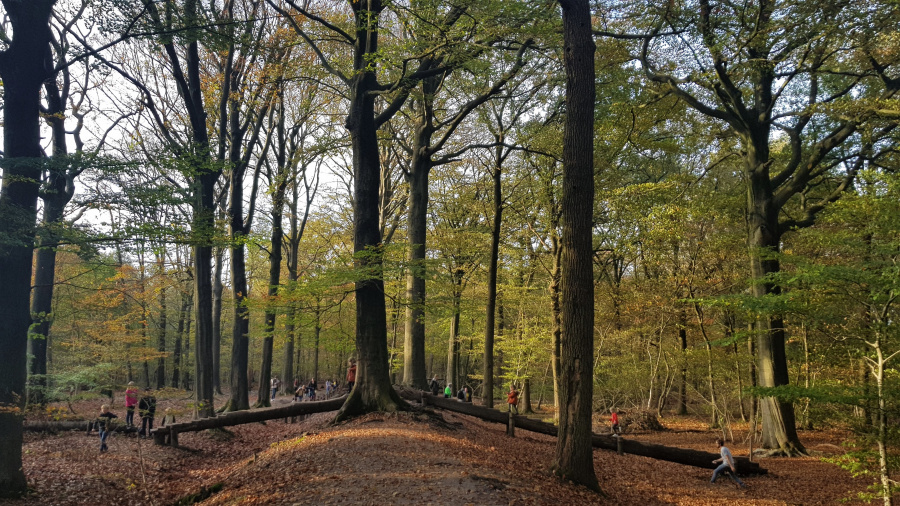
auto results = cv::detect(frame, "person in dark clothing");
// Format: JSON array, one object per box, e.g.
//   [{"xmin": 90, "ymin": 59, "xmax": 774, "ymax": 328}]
[
  {"xmin": 306, "ymin": 378, "xmax": 317, "ymax": 401},
  {"xmin": 138, "ymin": 389, "xmax": 157, "ymax": 437},
  {"xmin": 430, "ymin": 376, "xmax": 440, "ymax": 396},
  {"xmin": 457, "ymin": 387, "xmax": 466, "ymax": 401},
  {"xmin": 97, "ymin": 404, "xmax": 118, "ymax": 452}
]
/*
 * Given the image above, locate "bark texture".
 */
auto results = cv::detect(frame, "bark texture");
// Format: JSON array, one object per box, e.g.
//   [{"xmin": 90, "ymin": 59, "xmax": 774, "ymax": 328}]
[{"xmin": 552, "ymin": 0, "xmax": 599, "ymax": 492}]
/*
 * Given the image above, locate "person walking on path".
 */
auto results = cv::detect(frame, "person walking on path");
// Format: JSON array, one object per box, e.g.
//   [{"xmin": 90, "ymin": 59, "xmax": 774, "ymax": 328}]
[
  {"xmin": 271, "ymin": 377, "xmax": 281, "ymax": 401},
  {"xmin": 124, "ymin": 382, "xmax": 138, "ymax": 427},
  {"xmin": 346, "ymin": 360, "xmax": 357, "ymax": 393},
  {"xmin": 138, "ymin": 389, "xmax": 157, "ymax": 437},
  {"xmin": 444, "ymin": 383, "xmax": 452, "ymax": 398},
  {"xmin": 507, "ymin": 385, "xmax": 519, "ymax": 414},
  {"xmin": 97, "ymin": 404, "xmax": 118, "ymax": 452},
  {"xmin": 610, "ymin": 408, "xmax": 620, "ymax": 435},
  {"xmin": 711, "ymin": 439, "xmax": 747, "ymax": 488}
]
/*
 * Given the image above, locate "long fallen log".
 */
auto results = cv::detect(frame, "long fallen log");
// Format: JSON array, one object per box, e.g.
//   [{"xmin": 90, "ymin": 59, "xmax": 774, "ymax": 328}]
[
  {"xmin": 150, "ymin": 396, "xmax": 346, "ymax": 445},
  {"xmin": 401, "ymin": 389, "xmax": 766, "ymax": 475},
  {"xmin": 24, "ymin": 420, "xmax": 138, "ymax": 434}
]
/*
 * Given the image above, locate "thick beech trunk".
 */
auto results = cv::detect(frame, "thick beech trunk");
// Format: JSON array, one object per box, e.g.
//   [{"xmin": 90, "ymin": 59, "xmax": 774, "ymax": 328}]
[
  {"xmin": 746, "ymin": 164, "xmax": 804, "ymax": 454},
  {"xmin": 0, "ymin": 1, "xmax": 55, "ymax": 496},
  {"xmin": 335, "ymin": 0, "xmax": 407, "ymax": 420},
  {"xmin": 552, "ymin": 0, "xmax": 599, "ymax": 491}
]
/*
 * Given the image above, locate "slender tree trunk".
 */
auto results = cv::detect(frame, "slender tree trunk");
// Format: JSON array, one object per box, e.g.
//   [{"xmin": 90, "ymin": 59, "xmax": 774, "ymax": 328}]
[
  {"xmin": 156, "ymin": 253, "xmax": 167, "ymax": 389},
  {"xmin": 447, "ymin": 273, "xmax": 462, "ymax": 391},
  {"xmin": 552, "ymin": 0, "xmax": 599, "ymax": 491},
  {"xmin": 550, "ymin": 236, "xmax": 562, "ymax": 420},
  {"xmin": 212, "ymin": 247, "xmax": 224, "ymax": 395},
  {"xmin": 403, "ymin": 158, "xmax": 430, "ymax": 389},
  {"xmin": 172, "ymin": 291, "xmax": 189, "ymax": 388},
  {"xmin": 482, "ymin": 157, "xmax": 502, "ymax": 409}
]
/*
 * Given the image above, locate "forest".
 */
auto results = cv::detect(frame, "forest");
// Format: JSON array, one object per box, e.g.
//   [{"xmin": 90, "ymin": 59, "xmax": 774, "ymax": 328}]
[{"xmin": 1, "ymin": 0, "xmax": 899, "ymax": 504}]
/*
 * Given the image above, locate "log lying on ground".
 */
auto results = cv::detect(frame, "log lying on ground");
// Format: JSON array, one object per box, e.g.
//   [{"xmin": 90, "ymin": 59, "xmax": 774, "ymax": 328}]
[
  {"xmin": 150, "ymin": 396, "xmax": 346, "ymax": 445},
  {"xmin": 400, "ymin": 389, "xmax": 766, "ymax": 475},
  {"xmin": 25, "ymin": 420, "xmax": 138, "ymax": 433}
]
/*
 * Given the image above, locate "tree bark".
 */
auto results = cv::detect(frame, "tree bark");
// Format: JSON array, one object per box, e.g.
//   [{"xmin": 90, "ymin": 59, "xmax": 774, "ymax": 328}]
[
  {"xmin": 403, "ymin": 152, "xmax": 430, "ymax": 390},
  {"xmin": 335, "ymin": 0, "xmax": 407, "ymax": 421},
  {"xmin": 212, "ymin": 247, "xmax": 224, "ymax": 394},
  {"xmin": 552, "ymin": 0, "xmax": 599, "ymax": 492},
  {"xmin": 482, "ymin": 155, "xmax": 502, "ymax": 409},
  {"xmin": 0, "ymin": 1, "xmax": 56, "ymax": 497},
  {"xmin": 155, "ymin": 252, "xmax": 167, "ymax": 388}
]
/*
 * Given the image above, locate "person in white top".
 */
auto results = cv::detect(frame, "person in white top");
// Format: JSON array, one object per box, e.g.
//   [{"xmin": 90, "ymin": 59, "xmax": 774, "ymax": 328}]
[{"xmin": 711, "ymin": 439, "xmax": 746, "ymax": 488}]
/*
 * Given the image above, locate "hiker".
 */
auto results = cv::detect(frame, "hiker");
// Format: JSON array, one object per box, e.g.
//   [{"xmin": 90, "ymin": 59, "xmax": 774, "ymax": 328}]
[
  {"xmin": 611, "ymin": 408, "xmax": 620, "ymax": 435},
  {"xmin": 711, "ymin": 439, "xmax": 746, "ymax": 488},
  {"xmin": 138, "ymin": 388, "xmax": 157, "ymax": 437},
  {"xmin": 346, "ymin": 360, "xmax": 357, "ymax": 392},
  {"xmin": 97, "ymin": 404, "xmax": 118, "ymax": 453},
  {"xmin": 457, "ymin": 386, "xmax": 466, "ymax": 401},
  {"xmin": 124, "ymin": 381, "xmax": 138, "ymax": 427},
  {"xmin": 270, "ymin": 376, "xmax": 280, "ymax": 401},
  {"xmin": 507, "ymin": 385, "xmax": 519, "ymax": 414},
  {"xmin": 430, "ymin": 376, "xmax": 440, "ymax": 396},
  {"xmin": 306, "ymin": 378, "xmax": 317, "ymax": 401},
  {"xmin": 294, "ymin": 383, "xmax": 305, "ymax": 402},
  {"xmin": 463, "ymin": 386, "xmax": 472, "ymax": 403},
  {"xmin": 444, "ymin": 383, "xmax": 452, "ymax": 398}
]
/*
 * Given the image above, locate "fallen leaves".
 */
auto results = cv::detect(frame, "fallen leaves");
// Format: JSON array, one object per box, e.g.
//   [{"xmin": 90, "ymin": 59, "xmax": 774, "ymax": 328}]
[{"xmin": 0, "ymin": 397, "xmax": 883, "ymax": 505}]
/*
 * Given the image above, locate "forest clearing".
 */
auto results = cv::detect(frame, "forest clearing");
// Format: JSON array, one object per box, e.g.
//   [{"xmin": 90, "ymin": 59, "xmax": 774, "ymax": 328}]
[
  {"xmin": 0, "ymin": 394, "xmax": 873, "ymax": 506},
  {"xmin": 2, "ymin": 0, "xmax": 900, "ymax": 503}
]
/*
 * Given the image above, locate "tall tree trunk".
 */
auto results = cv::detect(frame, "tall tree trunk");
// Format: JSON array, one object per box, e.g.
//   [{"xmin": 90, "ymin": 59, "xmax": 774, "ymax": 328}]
[
  {"xmin": 552, "ymin": 0, "xmax": 599, "ymax": 492},
  {"xmin": 335, "ymin": 0, "xmax": 406, "ymax": 420},
  {"xmin": 482, "ymin": 154, "xmax": 502, "ymax": 409},
  {"xmin": 447, "ymin": 270, "xmax": 463, "ymax": 391},
  {"xmin": 0, "ymin": 1, "xmax": 55, "ymax": 496},
  {"xmin": 403, "ymin": 157, "xmax": 430, "ymax": 389},
  {"xmin": 212, "ymin": 247, "xmax": 224, "ymax": 394},
  {"xmin": 549, "ymin": 237, "xmax": 562, "ymax": 420},
  {"xmin": 677, "ymin": 309, "xmax": 688, "ymax": 415},
  {"xmin": 172, "ymin": 290, "xmax": 190, "ymax": 388},
  {"xmin": 28, "ymin": 75, "xmax": 76, "ymax": 406},
  {"xmin": 747, "ymin": 165, "xmax": 804, "ymax": 454},
  {"xmin": 155, "ymin": 252, "xmax": 167, "ymax": 389}
]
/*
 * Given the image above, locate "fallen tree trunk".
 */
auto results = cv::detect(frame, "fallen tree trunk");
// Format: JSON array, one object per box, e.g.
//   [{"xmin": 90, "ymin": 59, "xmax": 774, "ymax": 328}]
[
  {"xmin": 151, "ymin": 396, "xmax": 346, "ymax": 445},
  {"xmin": 24, "ymin": 420, "xmax": 138, "ymax": 434},
  {"xmin": 400, "ymin": 389, "xmax": 765, "ymax": 475}
]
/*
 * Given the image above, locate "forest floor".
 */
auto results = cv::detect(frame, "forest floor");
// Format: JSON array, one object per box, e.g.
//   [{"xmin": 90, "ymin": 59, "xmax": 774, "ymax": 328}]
[{"xmin": 0, "ymin": 391, "xmax": 878, "ymax": 505}]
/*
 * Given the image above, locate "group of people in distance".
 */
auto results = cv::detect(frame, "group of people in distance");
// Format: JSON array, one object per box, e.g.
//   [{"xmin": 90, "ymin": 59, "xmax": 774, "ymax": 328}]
[
  {"xmin": 93, "ymin": 381, "xmax": 164, "ymax": 453},
  {"xmin": 273, "ymin": 360, "xmax": 358, "ymax": 403}
]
